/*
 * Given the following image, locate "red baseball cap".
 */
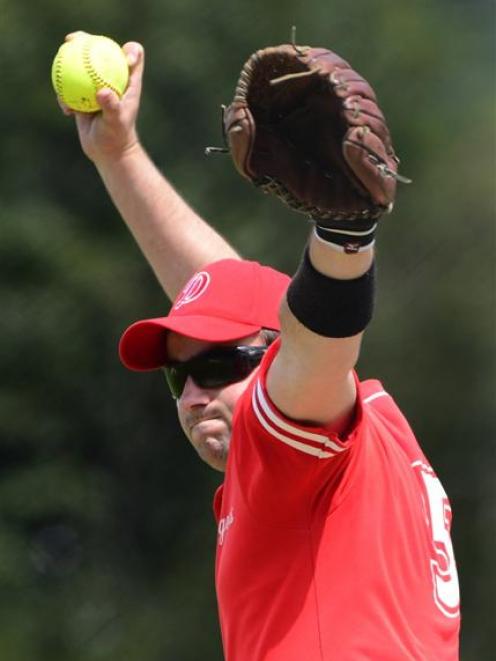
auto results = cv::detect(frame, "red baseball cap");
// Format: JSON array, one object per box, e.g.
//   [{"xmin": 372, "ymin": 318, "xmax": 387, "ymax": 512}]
[{"xmin": 119, "ymin": 259, "xmax": 290, "ymax": 371}]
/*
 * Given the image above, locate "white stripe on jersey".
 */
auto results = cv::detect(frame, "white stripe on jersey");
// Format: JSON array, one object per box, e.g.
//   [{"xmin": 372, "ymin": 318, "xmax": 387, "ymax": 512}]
[
  {"xmin": 255, "ymin": 381, "xmax": 347, "ymax": 452},
  {"xmin": 363, "ymin": 390, "xmax": 389, "ymax": 404},
  {"xmin": 252, "ymin": 386, "xmax": 334, "ymax": 458},
  {"xmin": 252, "ymin": 380, "xmax": 348, "ymax": 459}
]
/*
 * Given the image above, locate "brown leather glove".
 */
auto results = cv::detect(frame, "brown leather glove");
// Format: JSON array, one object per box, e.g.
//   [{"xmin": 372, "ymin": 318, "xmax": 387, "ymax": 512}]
[{"xmin": 223, "ymin": 43, "xmax": 409, "ymax": 237}]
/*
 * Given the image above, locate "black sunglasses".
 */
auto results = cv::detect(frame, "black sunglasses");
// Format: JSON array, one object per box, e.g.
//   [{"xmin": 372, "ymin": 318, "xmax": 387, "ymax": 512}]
[{"xmin": 162, "ymin": 345, "xmax": 268, "ymax": 399}]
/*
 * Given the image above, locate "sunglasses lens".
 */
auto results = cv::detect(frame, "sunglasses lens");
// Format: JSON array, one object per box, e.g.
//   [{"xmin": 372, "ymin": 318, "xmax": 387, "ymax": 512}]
[
  {"xmin": 193, "ymin": 355, "xmax": 240, "ymax": 389},
  {"xmin": 164, "ymin": 366, "xmax": 187, "ymax": 399}
]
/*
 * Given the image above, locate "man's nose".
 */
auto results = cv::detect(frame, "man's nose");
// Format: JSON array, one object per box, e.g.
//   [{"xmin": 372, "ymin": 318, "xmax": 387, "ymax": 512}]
[{"xmin": 179, "ymin": 376, "xmax": 212, "ymax": 408}]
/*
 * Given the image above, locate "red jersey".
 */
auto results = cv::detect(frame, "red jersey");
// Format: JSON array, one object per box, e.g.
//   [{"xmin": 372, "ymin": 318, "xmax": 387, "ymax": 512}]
[{"xmin": 214, "ymin": 341, "xmax": 460, "ymax": 660}]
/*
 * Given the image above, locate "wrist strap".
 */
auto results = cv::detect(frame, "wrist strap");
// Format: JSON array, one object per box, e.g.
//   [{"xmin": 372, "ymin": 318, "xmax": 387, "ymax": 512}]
[{"xmin": 314, "ymin": 220, "xmax": 377, "ymax": 254}]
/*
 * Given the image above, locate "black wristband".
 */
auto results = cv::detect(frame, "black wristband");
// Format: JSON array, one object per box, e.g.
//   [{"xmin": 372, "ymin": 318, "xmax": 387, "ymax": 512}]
[{"xmin": 286, "ymin": 250, "xmax": 375, "ymax": 338}]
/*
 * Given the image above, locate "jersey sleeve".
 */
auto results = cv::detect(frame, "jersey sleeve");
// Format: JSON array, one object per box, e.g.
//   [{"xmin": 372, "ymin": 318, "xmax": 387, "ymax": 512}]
[{"xmin": 231, "ymin": 339, "xmax": 366, "ymax": 524}]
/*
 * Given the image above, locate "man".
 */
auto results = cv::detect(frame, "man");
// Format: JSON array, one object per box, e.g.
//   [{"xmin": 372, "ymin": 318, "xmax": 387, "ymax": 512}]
[{"xmin": 62, "ymin": 33, "xmax": 460, "ymax": 660}]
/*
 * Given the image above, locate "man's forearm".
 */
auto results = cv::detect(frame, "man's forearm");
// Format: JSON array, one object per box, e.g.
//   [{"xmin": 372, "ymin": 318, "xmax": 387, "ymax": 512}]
[
  {"xmin": 95, "ymin": 142, "xmax": 240, "ymax": 301},
  {"xmin": 267, "ymin": 233, "xmax": 374, "ymax": 428}
]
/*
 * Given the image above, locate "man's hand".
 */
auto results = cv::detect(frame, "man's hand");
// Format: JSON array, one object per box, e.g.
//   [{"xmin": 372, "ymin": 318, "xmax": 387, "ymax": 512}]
[
  {"xmin": 56, "ymin": 32, "xmax": 239, "ymax": 300},
  {"xmin": 58, "ymin": 32, "xmax": 144, "ymax": 164}
]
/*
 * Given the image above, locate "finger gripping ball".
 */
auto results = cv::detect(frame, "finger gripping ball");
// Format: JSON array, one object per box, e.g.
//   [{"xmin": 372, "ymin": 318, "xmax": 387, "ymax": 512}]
[{"xmin": 51, "ymin": 34, "xmax": 129, "ymax": 112}]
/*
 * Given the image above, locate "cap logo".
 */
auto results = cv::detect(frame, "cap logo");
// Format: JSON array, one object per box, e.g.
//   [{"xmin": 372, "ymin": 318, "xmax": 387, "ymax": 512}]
[{"xmin": 174, "ymin": 271, "xmax": 211, "ymax": 310}]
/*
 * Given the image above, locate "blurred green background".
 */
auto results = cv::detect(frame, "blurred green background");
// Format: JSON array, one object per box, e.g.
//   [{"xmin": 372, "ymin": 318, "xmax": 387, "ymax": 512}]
[{"xmin": 1, "ymin": 0, "xmax": 494, "ymax": 659}]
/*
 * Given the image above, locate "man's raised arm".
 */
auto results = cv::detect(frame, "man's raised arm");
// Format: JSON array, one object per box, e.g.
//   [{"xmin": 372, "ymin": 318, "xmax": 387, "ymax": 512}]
[
  {"xmin": 267, "ymin": 235, "xmax": 373, "ymax": 432},
  {"xmin": 61, "ymin": 34, "xmax": 239, "ymax": 301},
  {"xmin": 224, "ymin": 43, "xmax": 408, "ymax": 432}
]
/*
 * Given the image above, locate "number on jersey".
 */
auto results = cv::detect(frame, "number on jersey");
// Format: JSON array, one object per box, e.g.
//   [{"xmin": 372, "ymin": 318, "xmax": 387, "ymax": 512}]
[{"xmin": 412, "ymin": 461, "xmax": 460, "ymax": 619}]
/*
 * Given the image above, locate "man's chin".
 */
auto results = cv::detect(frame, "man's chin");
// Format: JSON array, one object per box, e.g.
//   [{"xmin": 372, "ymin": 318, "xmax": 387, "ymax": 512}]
[{"xmin": 192, "ymin": 428, "xmax": 229, "ymax": 471}]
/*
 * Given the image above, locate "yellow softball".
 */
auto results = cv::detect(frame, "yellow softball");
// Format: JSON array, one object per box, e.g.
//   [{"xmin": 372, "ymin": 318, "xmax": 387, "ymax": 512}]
[{"xmin": 51, "ymin": 33, "xmax": 129, "ymax": 112}]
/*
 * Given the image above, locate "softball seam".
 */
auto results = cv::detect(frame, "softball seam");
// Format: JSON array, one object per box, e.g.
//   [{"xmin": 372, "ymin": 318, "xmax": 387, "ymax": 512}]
[
  {"xmin": 53, "ymin": 52, "xmax": 64, "ymax": 99},
  {"xmin": 83, "ymin": 37, "xmax": 122, "ymax": 98}
]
